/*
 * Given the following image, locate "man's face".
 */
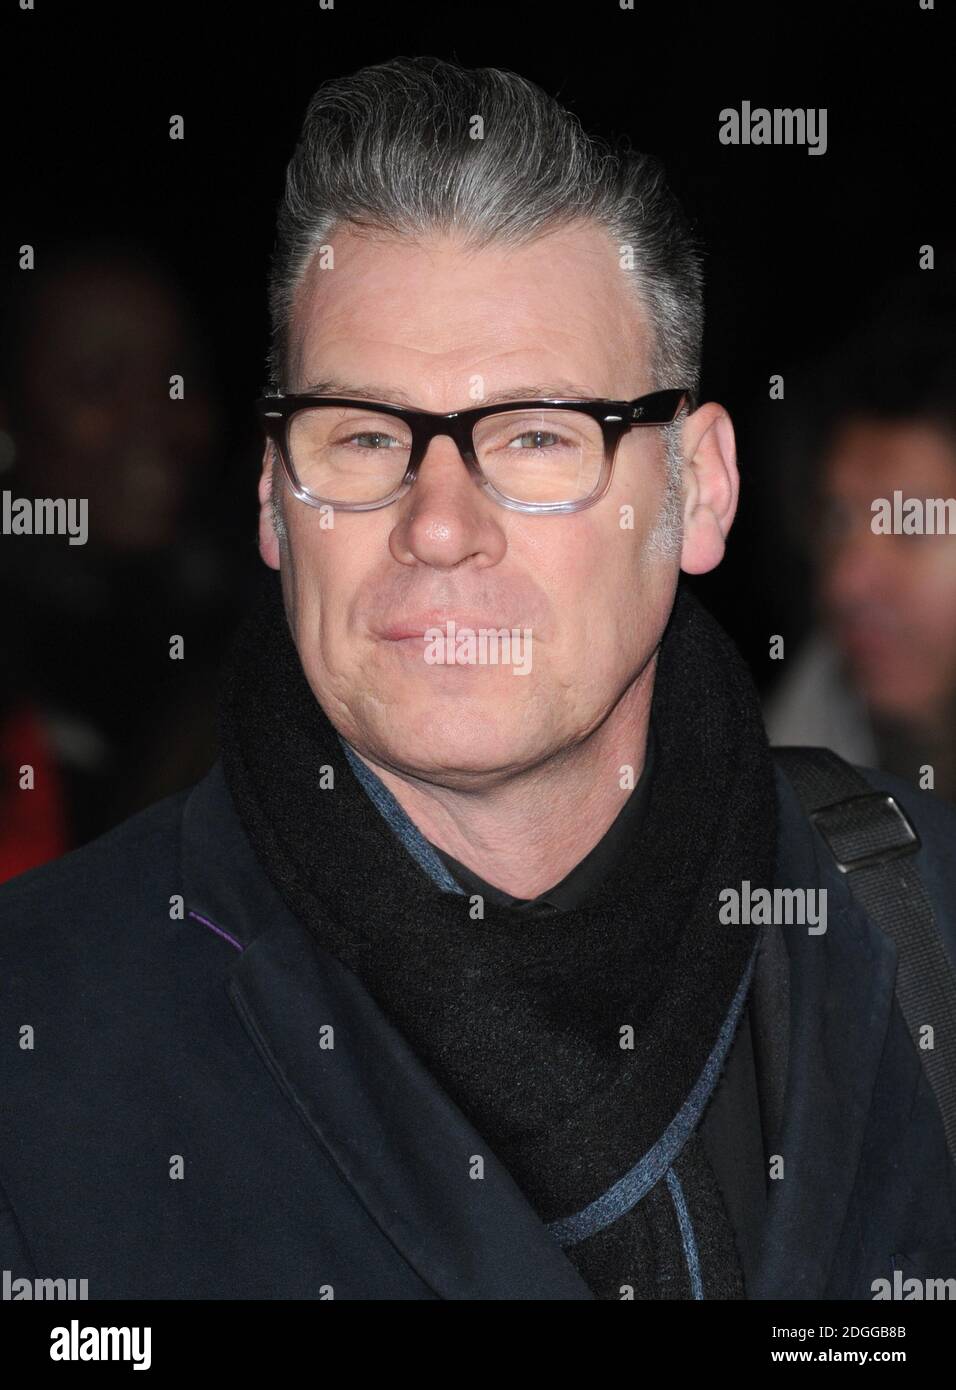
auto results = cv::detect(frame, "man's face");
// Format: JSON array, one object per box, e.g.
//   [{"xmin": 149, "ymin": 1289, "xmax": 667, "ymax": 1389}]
[
  {"xmin": 816, "ymin": 417, "xmax": 956, "ymax": 725},
  {"xmin": 259, "ymin": 221, "xmax": 686, "ymax": 786}
]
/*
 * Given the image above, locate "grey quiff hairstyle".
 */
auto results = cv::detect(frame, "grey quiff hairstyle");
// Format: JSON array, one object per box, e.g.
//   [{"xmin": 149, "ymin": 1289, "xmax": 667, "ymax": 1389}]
[{"xmin": 266, "ymin": 55, "xmax": 705, "ymax": 548}]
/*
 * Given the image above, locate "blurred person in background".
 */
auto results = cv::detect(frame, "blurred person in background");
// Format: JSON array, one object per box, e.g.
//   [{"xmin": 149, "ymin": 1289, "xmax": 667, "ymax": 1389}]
[
  {"xmin": 764, "ymin": 277, "xmax": 956, "ymax": 802},
  {"xmin": 0, "ymin": 238, "xmax": 252, "ymax": 874}
]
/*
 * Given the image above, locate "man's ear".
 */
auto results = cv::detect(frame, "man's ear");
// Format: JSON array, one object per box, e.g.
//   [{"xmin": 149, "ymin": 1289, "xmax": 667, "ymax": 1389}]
[
  {"xmin": 679, "ymin": 402, "xmax": 740, "ymax": 576},
  {"xmin": 258, "ymin": 446, "xmax": 282, "ymax": 571}
]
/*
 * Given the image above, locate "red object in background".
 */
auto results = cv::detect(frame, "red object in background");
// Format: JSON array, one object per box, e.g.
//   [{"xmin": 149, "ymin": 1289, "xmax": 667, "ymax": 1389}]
[{"xmin": 0, "ymin": 704, "xmax": 70, "ymax": 882}]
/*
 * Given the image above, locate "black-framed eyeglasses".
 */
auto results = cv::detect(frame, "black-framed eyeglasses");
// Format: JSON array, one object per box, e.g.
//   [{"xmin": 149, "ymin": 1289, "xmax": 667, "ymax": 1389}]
[{"xmin": 255, "ymin": 388, "xmax": 690, "ymax": 514}]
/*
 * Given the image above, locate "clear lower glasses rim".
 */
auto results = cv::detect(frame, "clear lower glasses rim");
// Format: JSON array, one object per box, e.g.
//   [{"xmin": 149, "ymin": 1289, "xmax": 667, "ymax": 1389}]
[{"xmin": 279, "ymin": 466, "xmax": 615, "ymax": 514}]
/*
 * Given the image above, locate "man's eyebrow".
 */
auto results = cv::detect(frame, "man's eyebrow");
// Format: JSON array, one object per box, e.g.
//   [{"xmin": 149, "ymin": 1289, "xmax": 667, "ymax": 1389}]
[{"xmin": 293, "ymin": 378, "xmax": 605, "ymax": 406}]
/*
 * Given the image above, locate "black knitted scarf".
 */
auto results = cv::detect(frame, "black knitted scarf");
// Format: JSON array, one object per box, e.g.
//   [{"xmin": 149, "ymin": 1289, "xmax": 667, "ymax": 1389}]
[{"xmin": 219, "ymin": 571, "xmax": 778, "ymax": 1299}]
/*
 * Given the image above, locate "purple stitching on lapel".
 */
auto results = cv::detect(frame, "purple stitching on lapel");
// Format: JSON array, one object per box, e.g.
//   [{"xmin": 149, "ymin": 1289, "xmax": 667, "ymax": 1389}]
[{"xmin": 188, "ymin": 909, "xmax": 245, "ymax": 954}]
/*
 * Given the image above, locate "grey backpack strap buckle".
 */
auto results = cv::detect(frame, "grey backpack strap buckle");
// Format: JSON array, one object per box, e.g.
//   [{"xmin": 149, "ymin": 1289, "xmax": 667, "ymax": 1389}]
[
  {"xmin": 774, "ymin": 745, "xmax": 956, "ymax": 1166},
  {"xmin": 809, "ymin": 791, "xmax": 921, "ymax": 873}
]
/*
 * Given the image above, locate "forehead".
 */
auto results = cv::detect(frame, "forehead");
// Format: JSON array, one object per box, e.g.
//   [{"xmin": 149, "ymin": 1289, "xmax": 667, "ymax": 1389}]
[{"xmin": 288, "ymin": 220, "xmax": 651, "ymax": 397}]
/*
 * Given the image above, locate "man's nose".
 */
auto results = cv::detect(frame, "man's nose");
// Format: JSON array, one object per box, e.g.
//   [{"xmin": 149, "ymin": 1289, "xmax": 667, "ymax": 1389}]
[{"xmin": 387, "ymin": 433, "xmax": 506, "ymax": 568}]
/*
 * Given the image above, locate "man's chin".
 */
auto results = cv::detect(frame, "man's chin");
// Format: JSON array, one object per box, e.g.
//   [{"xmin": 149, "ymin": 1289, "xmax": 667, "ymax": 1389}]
[{"xmin": 365, "ymin": 712, "xmax": 540, "ymax": 784}]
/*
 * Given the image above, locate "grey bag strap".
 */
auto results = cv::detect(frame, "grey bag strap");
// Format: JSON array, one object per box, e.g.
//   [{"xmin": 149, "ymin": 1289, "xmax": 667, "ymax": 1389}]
[{"xmin": 774, "ymin": 745, "xmax": 956, "ymax": 1165}]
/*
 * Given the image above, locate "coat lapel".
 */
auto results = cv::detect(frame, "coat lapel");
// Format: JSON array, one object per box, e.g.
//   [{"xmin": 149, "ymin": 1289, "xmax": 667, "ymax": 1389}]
[
  {"xmin": 182, "ymin": 763, "xmax": 594, "ymax": 1300},
  {"xmin": 750, "ymin": 768, "xmax": 899, "ymax": 1299}
]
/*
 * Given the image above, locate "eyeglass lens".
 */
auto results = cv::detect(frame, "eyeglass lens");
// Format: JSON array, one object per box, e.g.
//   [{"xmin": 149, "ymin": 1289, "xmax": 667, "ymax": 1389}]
[{"xmin": 286, "ymin": 405, "xmax": 606, "ymax": 505}]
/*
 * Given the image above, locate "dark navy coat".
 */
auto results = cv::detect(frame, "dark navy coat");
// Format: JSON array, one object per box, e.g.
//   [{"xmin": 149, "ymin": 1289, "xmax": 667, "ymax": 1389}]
[{"xmin": 1, "ymin": 758, "xmax": 955, "ymax": 1299}]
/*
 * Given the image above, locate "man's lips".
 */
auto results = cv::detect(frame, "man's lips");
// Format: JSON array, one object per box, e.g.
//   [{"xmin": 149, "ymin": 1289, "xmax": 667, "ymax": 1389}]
[{"xmin": 376, "ymin": 614, "xmax": 514, "ymax": 641}]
